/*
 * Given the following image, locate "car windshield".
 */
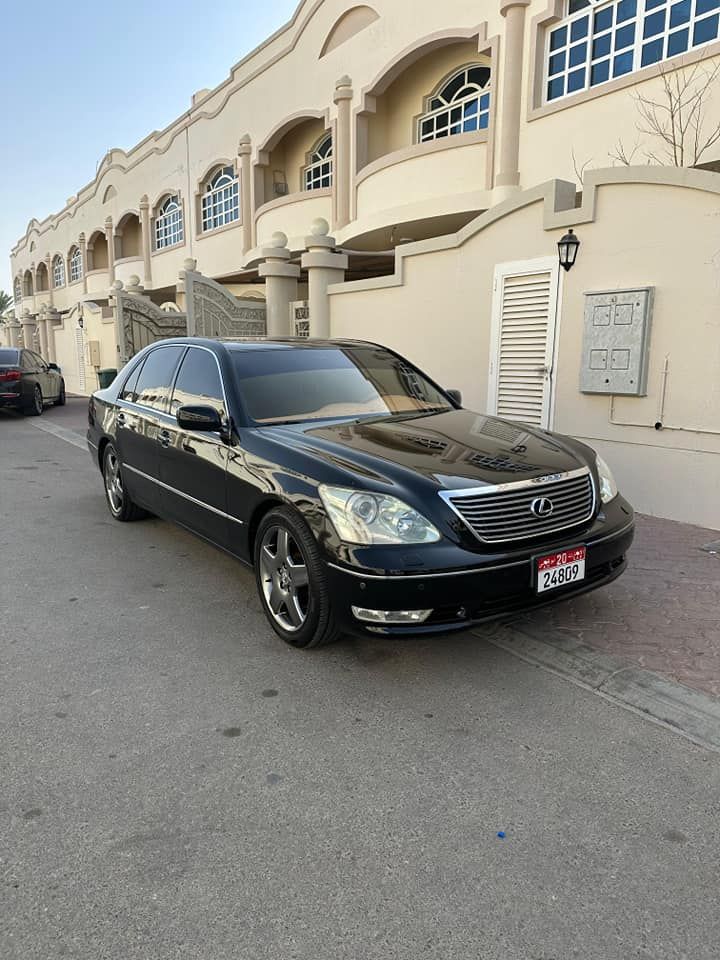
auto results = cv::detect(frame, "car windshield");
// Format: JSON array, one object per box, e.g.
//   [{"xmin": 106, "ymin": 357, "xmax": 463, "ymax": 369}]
[
  {"xmin": 0, "ymin": 349, "xmax": 19, "ymax": 365},
  {"xmin": 231, "ymin": 345, "xmax": 453, "ymax": 426}
]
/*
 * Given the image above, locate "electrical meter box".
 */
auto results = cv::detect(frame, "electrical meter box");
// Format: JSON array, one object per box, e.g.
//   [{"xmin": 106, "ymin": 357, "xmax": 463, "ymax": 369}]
[
  {"xmin": 580, "ymin": 287, "xmax": 653, "ymax": 396},
  {"xmin": 87, "ymin": 339, "xmax": 101, "ymax": 367}
]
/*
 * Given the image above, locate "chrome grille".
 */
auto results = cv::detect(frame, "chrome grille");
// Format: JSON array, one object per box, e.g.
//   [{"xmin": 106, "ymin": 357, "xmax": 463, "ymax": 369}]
[{"xmin": 441, "ymin": 468, "xmax": 596, "ymax": 544}]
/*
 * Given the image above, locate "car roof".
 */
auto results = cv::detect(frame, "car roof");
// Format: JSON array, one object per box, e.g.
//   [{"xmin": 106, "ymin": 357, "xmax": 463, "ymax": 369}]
[{"xmin": 160, "ymin": 337, "xmax": 381, "ymax": 353}]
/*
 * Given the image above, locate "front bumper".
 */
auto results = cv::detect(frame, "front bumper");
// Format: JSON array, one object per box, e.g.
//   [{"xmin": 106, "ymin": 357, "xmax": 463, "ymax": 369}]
[{"xmin": 325, "ymin": 497, "xmax": 635, "ymax": 637}]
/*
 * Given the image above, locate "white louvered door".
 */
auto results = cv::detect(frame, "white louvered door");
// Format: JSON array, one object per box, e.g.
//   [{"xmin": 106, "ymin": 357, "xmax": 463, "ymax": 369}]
[{"xmin": 487, "ymin": 258, "xmax": 561, "ymax": 428}]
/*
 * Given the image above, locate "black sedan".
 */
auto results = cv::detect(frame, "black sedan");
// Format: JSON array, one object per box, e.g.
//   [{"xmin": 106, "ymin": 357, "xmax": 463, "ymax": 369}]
[
  {"xmin": 87, "ymin": 338, "xmax": 634, "ymax": 649},
  {"xmin": 0, "ymin": 347, "xmax": 66, "ymax": 415}
]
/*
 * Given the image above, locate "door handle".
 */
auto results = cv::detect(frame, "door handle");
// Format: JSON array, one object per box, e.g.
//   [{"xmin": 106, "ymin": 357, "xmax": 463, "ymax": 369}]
[{"xmin": 158, "ymin": 429, "xmax": 172, "ymax": 448}]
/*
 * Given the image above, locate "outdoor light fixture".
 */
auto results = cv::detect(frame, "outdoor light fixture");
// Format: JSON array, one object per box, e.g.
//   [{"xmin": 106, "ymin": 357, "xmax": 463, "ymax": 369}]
[{"xmin": 558, "ymin": 228, "xmax": 580, "ymax": 272}]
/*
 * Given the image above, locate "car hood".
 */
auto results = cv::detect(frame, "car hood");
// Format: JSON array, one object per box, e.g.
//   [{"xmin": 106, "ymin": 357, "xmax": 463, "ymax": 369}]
[{"xmin": 263, "ymin": 410, "xmax": 590, "ymax": 491}]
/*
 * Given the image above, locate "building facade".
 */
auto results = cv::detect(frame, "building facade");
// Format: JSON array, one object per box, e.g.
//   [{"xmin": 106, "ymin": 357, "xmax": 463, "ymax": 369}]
[{"xmin": 6, "ymin": 0, "xmax": 720, "ymax": 529}]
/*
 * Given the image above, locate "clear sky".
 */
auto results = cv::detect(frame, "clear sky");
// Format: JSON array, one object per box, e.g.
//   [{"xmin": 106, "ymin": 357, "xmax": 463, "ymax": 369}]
[{"xmin": 0, "ymin": 0, "xmax": 300, "ymax": 297}]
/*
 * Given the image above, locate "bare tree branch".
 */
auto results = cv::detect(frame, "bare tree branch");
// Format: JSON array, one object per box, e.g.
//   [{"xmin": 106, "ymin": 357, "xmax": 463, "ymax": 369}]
[
  {"xmin": 571, "ymin": 147, "xmax": 593, "ymax": 184},
  {"xmin": 608, "ymin": 137, "xmax": 643, "ymax": 166}
]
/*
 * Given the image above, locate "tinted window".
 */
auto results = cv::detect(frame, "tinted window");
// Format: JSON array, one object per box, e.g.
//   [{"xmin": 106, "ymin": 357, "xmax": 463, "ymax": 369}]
[
  {"xmin": 120, "ymin": 358, "xmax": 146, "ymax": 402},
  {"xmin": 231, "ymin": 346, "xmax": 451, "ymax": 425},
  {"xmin": 170, "ymin": 348, "xmax": 225, "ymax": 415},
  {"xmin": 0, "ymin": 349, "xmax": 19, "ymax": 365},
  {"xmin": 132, "ymin": 346, "xmax": 184, "ymax": 411},
  {"xmin": 21, "ymin": 352, "xmax": 36, "ymax": 371}
]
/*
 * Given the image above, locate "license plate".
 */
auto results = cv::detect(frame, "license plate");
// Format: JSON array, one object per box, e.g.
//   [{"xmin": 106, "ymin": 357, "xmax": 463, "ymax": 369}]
[{"xmin": 536, "ymin": 547, "xmax": 586, "ymax": 594}]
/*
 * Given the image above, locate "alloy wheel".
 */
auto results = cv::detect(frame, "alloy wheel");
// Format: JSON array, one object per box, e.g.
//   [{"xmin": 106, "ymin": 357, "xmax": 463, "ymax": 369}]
[
  {"xmin": 34, "ymin": 387, "xmax": 42, "ymax": 415},
  {"xmin": 104, "ymin": 450, "xmax": 124, "ymax": 515},
  {"xmin": 259, "ymin": 525, "xmax": 310, "ymax": 632}
]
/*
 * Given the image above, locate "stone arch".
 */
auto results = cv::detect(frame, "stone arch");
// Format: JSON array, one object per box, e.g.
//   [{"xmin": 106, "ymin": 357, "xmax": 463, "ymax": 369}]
[
  {"xmin": 115, "ymin": 210, "xmax": 142, "ymax": 259},
  {"xmin": 22, "ymin": 269, "xmax": 34, "ymax": 297},
  {"xmin": 86, "ymin": 229, "xmax": 109, "ymax": 271},
  {"xmin": 35, "ymin": 260, "xmax": 49, "ymax": 293},
  {"xmin": 255, "ymin": 111, "xmax": 330, "ymax": 207},
  {"xmin": 103, "ymin": 184, "xmax": 118, "ymax": 203},
  {"xmin": 320, "ymin": 5, "xmax": 379, "ymax": 58}
]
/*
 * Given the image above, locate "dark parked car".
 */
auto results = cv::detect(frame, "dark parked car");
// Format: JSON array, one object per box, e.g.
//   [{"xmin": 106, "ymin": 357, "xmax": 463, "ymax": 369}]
[
  {"xmin": 87, "ymin": 338, "xmax": 634, "ymax": 649},
  {"xmin": 0, "ymin": 347, "xmax": 65, "ymax": 415}
]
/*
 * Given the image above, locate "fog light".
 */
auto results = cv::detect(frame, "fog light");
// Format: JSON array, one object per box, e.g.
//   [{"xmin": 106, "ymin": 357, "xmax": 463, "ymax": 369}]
[{"xmin": 351, "ymin": 607, "xmax": 433, "ymax": 624}]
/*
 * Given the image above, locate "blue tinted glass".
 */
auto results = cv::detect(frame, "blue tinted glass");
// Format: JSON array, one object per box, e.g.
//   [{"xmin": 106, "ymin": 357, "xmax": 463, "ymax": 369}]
[
  {"xmin": 462, "ymin": 117, "xmax": 477, "ymax": 132},
  {"xmin": 696, "ymin": 0, "xmax": 720, "ymax": 14},
  {"xmin": 617, "ymin": 0, "xmax": 637, "ymax": 23},
  {"xmin": 547, "ymin": 76, "xmax": 565, "ymax": 99},
  {"xmin": 667, "ymin": 27, "xmax": 689, "ymax": 53},
  {"xmin": 550, "ymin": 25, "xmax": 567, "ymax": 50},
  {"xmin": 569, "ymin": 41, "xmax": 588, "ymax": 66},
  {"xmin": 591, "ymin": 59, "xmax": 611, "ymax": 84},
  {"xmin": 593, "ymin": 33, "xmax": 612, "ymax": 57},
  {"xmin": 478, "ymin": 113, "xmax": 489, "ymax": 130},
  {"xmin": 567, "ymin": 67, "xmax": 586, "ymax": 92},
  {"xmin": 569, "ymin": 0, "xmax": 591, "ymax": 11},
  {"xmin": 694, "ymin": 12, "xmax": 719, "ymax": 43},
  {"xmin": 571, "ymin": 16, "xmax": 589, "ymax": 41},
  {"xmin": 549, "ymin": 50, "xmax": 566, "ymax": 74},
  {"xmin": 641, "ymin": 37, "xmax": 665, "ymax": 63},
  {"xmin": 643, "ymin": 9, "xmax": 666, "ymax": 35},
  {"xmin": 464, "ymin": 99, "xmax": 479, "ymax": 117},
  {"xmin": 669, "ymin": 0, "xmax": 691, "ymax": 26},
  {"xmin": 614, "ymin": 50, "xmax": 635, "ymax": 75},
  {"xmin": 645, "ymin": 0, "xmax": 666, "ymax": 8},
  {"xmin": 480, "ymin": 93, "xmax": 490, "ymax": 110},
  {"xmin": 616, "ymin": 23, "xmax": 636, "ymax": 47},
  {"xmin": 594, "ymin": 7, "xmax": 613, "ymax": 31}
]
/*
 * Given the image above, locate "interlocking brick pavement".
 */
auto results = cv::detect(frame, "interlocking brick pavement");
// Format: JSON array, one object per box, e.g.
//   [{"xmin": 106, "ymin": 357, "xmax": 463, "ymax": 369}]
[{"xmin": 514, "ymin": 514, "xmax": 720, "ymax": 698}]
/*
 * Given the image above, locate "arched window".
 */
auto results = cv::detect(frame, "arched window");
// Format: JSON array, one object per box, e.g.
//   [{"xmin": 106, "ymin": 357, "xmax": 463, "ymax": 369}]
[
  {"xmin": 53, "ymin": 255, "xmax": 66, "ymax": 288},
  {"xmin": 154, "ymin": 195, "xmax": 184, "ymax": 249},
  {"xmin": 14, "ymin": 277, "xmax": 22, "ymax": 303},
  {"xmin": 69, "ymin": 246, "xmax": 82, "ymax": 283},
  {"xmin": 304, "ymin": 135, "xmax": 333, "ymax": 191},
  {"xmin": 418, "ymin": 65, "xmax": 491, "ymax": 143},
  {"xmin": 201, "ymin": 166, "xmax": 239, "ymax": 233}
]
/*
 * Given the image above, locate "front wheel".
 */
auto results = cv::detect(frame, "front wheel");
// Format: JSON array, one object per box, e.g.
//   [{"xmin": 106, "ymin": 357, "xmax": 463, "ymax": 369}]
[
  {"xmin": 55, "ymin": 380, "xmax": 66, "ymax": 406},
  {"xmin": 102, "ymin": 443, "xmax": 146, "ymax": 522},
  {"xmin": 254, "ymin": 506, "xmax": 341, "ymax": 649}
]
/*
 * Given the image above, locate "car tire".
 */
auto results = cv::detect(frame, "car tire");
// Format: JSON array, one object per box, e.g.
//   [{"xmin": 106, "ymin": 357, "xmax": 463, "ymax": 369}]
[
  {"xmin": 26, "ymin": 385, "xmax": 43, "ymax": 416},
  {"xmin": 254, "ymin": 506, "xmax": 341, "ymax": 649},
  {"xmin": 55, "ymin": 380, "xmax": 66, "ymax": 406},
  {"xmin": 102, "ymin": 443, "xmax": 146, "ymax": 522}
]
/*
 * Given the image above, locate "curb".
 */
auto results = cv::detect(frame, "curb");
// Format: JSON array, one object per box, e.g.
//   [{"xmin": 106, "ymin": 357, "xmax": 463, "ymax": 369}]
[{"xmin": 476, "ymin": 622, "xmax": 720, "ymax": 753}]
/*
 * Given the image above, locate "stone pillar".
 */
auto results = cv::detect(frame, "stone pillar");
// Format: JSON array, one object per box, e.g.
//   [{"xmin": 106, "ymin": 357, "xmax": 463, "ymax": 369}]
[
  {"xmin": 238, "ymin": 134, "xmax": 253, "ymax": 253},
  {"xmin": 300, "ymin": 218, "xmax": 348, "ymax": 339},
  {"xmin": 258, "ymin": 232, "xmax": 300, "ymax": 336},
  {"xmin": 495, "ymin": 0, "xmax": 531, "ymax": 190},
  {"xmin": 79, "ymin": 232, "xmax": 88, "ymax": 294},
  {"xmin": 37, "ymin": 305, "xmax": 50, "ymax": 359},
  {"xmin": 45, "ymin": 310, "xmax": 58, "ymax": 363},
  {"xmin": 104, "ymin": 216, "xmax": 115, "ymax": 283},
  {"xmin": 20, "ymin": 310, "xmax": 37, "ymax": 351},
  {"xmin": 7, "ymin": 318, "xmax": 22, "ymax": 348},
  {"xmin": 139, "ymin": 194, "xmax": 153, "ymax": 286},
  {"xmin": 44, "ymin": 254, "xmax": 54, "ymax": 307},
  {"xmin": 333, "ymin": 76, "xmax": 353, "ymax": 230}
]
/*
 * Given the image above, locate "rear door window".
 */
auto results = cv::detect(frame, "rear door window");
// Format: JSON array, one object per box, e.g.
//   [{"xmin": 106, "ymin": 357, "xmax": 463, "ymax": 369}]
[
  {"xmin": 119, "ymin": 358, "xmax": 145, "ymax": 402},
  {"xmin": 21, "ymin": 352, "xmax": 35, "ymax": 371},
  {"xmin": 170, "ymin": 348, "xmax": 225, "ymax": 416},
  {"xmin": 132, "ymin": 346, "xmax": 185, "ymax": 411}
]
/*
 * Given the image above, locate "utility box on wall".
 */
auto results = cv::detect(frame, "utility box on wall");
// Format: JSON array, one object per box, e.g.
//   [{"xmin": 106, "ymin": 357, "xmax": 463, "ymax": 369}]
[
  {"xmin": 580, "ymin": 287, "xmax": 654, "ymax": 396},
  {"xmin": 86, "ymin": 339, "xmax": 101, "ymax": 367}
]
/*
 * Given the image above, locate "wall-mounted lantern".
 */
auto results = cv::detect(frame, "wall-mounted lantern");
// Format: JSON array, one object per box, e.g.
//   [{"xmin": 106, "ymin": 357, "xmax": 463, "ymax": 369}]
[{"xmin": 558, "ymin": 228, "xmax": 580, "ymax": 272}]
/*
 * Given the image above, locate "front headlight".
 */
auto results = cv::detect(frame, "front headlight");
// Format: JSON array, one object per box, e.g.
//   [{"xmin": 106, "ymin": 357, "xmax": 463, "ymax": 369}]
[
  {"xmin": 595, "ymin": 454, "xmax": 618, "ymax": 504},
  {"xmin": 319, "ymin": 485, "xmax": 441, "ymax": 545}
]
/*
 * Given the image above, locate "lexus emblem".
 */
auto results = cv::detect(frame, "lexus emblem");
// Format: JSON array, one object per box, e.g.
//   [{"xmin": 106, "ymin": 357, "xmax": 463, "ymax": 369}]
[{"xmin": 530, "ymin": 497, "xmax": 554, "ymax": 518}]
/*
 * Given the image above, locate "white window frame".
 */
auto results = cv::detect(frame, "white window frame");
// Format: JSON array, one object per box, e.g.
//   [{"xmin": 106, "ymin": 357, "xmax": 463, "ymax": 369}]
[
  {"xmin": 545, "ymin": 0, "xmax": 720, "ymax": 104},
  {"xmin": 417, "ymin": 64, "xmax": 492, "ymax": 143},
  {"xmin": 154, "ymin": 195, "xmax": 184, "ymax": 250},
  {"xmin": 53, "ymin": 255, "xmax": 65, "ymax": 288},
  {"xmin": 201, "ymin": 167, "xmax": 239, "ymax": 233},
  {"xmin": 304, "ymin": 135, "xmax": 333, "ymax": 191},
  {"xmin": 69, "ymin": 247, "xmax": 82, "ymax": 283}
]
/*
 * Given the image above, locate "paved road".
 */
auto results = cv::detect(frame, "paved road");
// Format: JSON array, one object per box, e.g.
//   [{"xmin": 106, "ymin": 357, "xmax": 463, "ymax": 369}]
[{"xmin": 1, "ymin": 400, "xmax": 718, "ymax": 960}]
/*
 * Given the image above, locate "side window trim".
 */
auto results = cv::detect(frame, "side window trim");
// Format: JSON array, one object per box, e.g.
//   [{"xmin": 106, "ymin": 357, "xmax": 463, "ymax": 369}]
[{"xmin": 131, "ymin": 345, "xmax": 185, "ymax": 413}]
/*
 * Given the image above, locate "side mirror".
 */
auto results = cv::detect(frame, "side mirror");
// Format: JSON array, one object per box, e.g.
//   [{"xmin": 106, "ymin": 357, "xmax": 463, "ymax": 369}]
[
  {"xmin": 446, "ymin": 389, "xmax": 462, "ymax": 406},
  {"xmin": 176, "ymin": 404, "xmax": 222, "ymax": 432},
  {"xmin": 48, "ymin": 362, "xmax": 60, "ymax": 372}
]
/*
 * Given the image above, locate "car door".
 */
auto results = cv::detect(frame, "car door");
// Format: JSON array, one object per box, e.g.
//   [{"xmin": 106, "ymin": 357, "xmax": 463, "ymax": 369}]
[
  {"xmin": 159, "ymin": 346, "xmax": 231, "ymax": 548},
  {"xmin": 29, "ymin": 352, "xmax": 55, "ymax": 400},
  {"xmin": 115, "ymin": 345, "xmax": 185, "ymax": 514}
]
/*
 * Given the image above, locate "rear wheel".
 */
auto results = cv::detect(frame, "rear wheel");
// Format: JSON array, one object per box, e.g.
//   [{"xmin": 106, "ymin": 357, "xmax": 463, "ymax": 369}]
[
  {"xmin": 254, "ymin": 506, "xmax": 341, "ymax": 649},
  {"xmin": 55, "ymin": 380, "xmax": 66, "ymax": 406},
  {"xmin": 26, "ymin": 385, "xmax": 43, "ymax": 416},
  {"xmin": 103, "ymin": 443, "xmax": 146, "ymax": 521}
]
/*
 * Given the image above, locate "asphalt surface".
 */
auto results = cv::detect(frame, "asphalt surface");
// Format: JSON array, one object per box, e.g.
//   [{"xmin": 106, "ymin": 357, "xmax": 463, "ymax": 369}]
[{"xmin": 1, "ymin": 399, "xmax": 718, "ymax": 960}]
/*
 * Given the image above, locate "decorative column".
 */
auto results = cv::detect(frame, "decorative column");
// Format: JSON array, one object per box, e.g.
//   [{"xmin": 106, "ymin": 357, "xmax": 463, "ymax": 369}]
[
  {"xmin": 333, "ymin": 76, "xmax": 353, "ymax": 230},
  {"xmin": 104, "ymin": 216, "xmax": 115, "ymax": 283},
  {"xmin": 7, "ymin": 317, "xmax": 22, "ymax": 348},
  {"xmin": 37, "ymin": 304, "xmax": 50, "ymax": 359},
  {"xmin": 79, "ymin": 232, "xmax": 88, "ymax": 294},
  {"xmin": 238, "ymin": 134, "xmax": 253, "ymax": 253},
  {"xmin": 20, "ymin": 309, "xmax": 37, "ymax": 351},
  {"xmin": 300, "ymin": 218, "xmax": 348, "ymax": 338},
  {"xmin": 495, "ymin": 0, "xmax": 531, "ymax": 190},
  {"xmin": 45, "ymin": 310, "xmax": 58, "ymax": 363},
  {"xmin": 258, "ymin": 232, "xmax": 300, "ymax": 336},
  {"xmin": 139, "ymin": 194, "xmax": 153, "ymax": 287},
  {"xmin": 44, "ymin": 254, "xmax": 54, "ymax": 307}
]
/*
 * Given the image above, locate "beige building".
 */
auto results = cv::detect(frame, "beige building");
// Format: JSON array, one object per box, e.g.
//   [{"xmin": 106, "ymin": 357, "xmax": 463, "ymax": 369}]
[{"xmin": 5, "ymin": 0, "xmax": 720, "ymax": 529}]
